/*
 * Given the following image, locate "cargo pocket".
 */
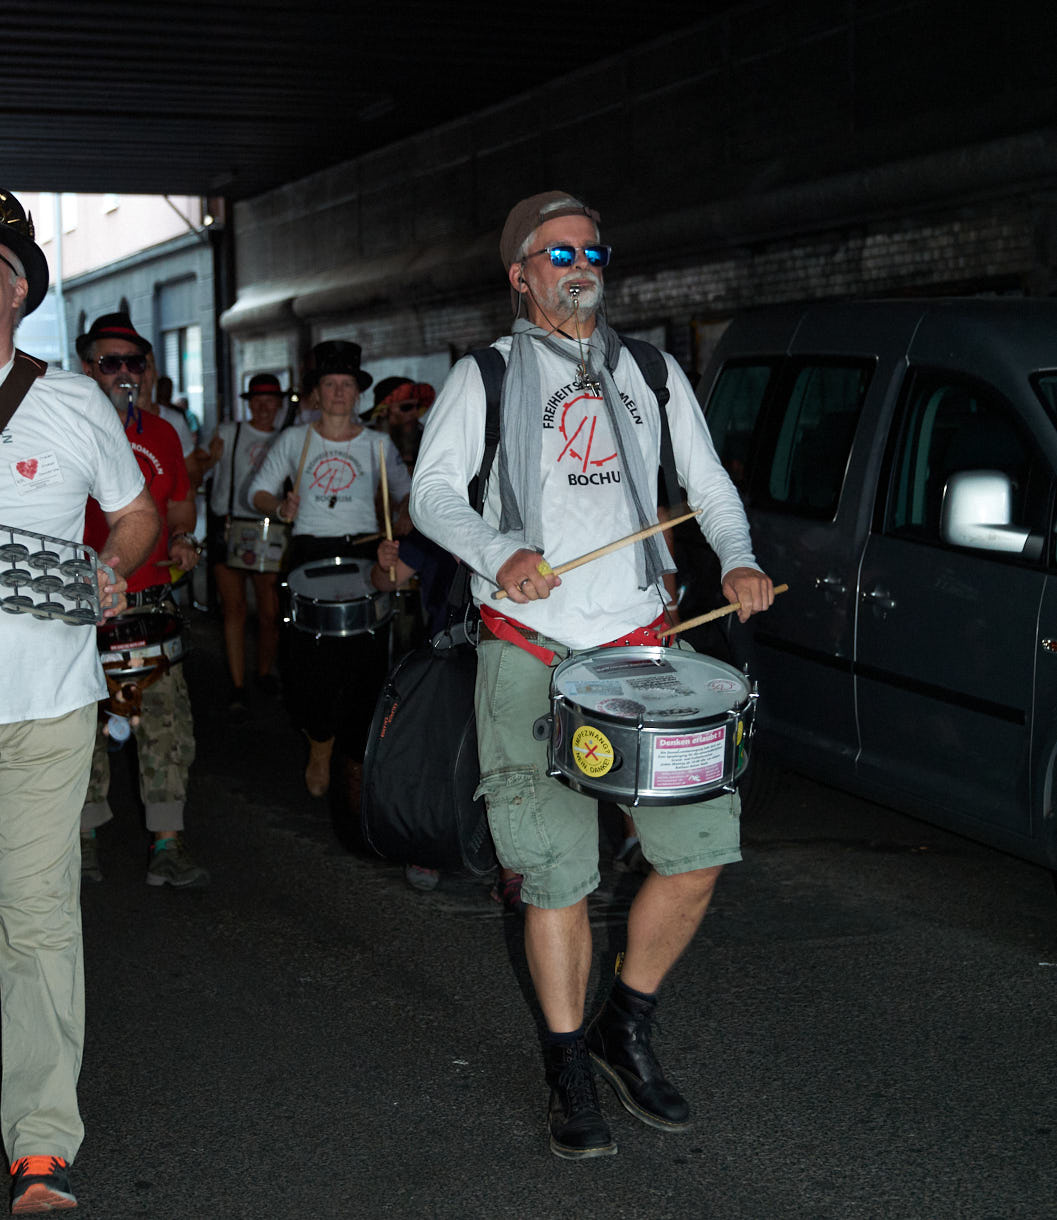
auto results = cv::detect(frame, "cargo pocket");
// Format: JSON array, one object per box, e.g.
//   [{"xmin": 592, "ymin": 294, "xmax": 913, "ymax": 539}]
[{"xmin": 475, "ymin": 766, "xmax": 557, "ymax": 873}]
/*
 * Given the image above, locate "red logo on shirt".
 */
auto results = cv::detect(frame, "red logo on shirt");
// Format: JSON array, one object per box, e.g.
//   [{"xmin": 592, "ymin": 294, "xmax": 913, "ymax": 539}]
[
  {"xmin": 556, "ymin": 393, "xmax": 617, "ymax": 473},
  {"xmin": 310, "ymin": 457, "xmax": 356, "ymax": 496},
  {"xmin": 16, "ymin": 459, "xmax": 37, "ymax": 479}
]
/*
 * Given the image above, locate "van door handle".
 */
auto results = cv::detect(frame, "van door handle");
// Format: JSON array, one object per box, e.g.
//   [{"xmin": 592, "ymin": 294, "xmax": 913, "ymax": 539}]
[
  {"xmin": 814, "ymin": 573, "xmax": 847, "ymax": 595},
  {"xmin": 861, "ymin": 586, "xmax": 896, "ymax": 611}
]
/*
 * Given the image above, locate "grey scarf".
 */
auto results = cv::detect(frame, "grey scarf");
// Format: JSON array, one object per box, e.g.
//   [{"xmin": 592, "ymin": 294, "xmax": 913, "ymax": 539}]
[{"xmin": 496, "ymin": 315, "xmax": 671, "ymax": 589}]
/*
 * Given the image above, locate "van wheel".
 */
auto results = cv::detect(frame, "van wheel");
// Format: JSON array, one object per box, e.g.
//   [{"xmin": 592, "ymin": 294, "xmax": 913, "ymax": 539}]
[{"xmin": 739, "ymin": 749, "xmax": 782, "ymax": 818}]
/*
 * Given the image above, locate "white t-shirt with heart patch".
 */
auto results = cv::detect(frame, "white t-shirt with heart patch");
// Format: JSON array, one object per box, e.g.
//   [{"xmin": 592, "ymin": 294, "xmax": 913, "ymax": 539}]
[{"xmin": 0, "ymin": 356, "xmax": 145, "ymax": 723}]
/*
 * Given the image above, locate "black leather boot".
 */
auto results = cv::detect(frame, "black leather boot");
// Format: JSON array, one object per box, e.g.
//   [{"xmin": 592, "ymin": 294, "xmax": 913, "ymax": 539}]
[
  {"xmin": 586, "ymin": 984, "xmax": 691, "ymax": 1131},
  {"xmin": 545, "ymin": 1038, "xmax": 618, "ymax": 1159}
]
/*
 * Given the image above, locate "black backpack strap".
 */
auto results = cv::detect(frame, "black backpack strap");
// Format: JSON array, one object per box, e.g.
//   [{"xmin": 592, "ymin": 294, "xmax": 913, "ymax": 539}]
[
  {"xmin": 0, "ymin": 350, "xmax": 47, "ymax": 434},
  {"xmin": 620, "ymin": 334, "xmax": 680, "ymax": 510},
  {"xmin": 447, "ymin": 346, "xmax": 506, "ymax": 612},
  {"xmin": 467, "ymin": 346, "xmax": 505, "ymax": 511},
  {"xmin": 227, "ymin": 422, "xmax": 242, "ymax": 517}
]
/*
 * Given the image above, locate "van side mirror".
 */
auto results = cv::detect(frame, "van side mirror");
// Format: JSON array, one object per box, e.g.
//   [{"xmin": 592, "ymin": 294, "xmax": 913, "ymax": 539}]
[{"xmin": 940, "ymin": 470, "xmax": 1035, "ymax": 555}]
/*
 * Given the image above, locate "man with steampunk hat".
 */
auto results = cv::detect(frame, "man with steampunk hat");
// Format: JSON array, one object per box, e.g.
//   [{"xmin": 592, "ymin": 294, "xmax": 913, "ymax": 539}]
[
  {"xmin": 205, "ymin": 372, "xmax": 289, "ymax": 717},
  {"xmin": 78, "ymin": 311, "xmax": 210, "ymax": 890},
  {"xmin": 0, "ymin": 189, "xmax": 158, "ymax": 1212},
  {"xmin": 412, "ymin": 191, "xmax": 773, "ymax": 1160},
  {"xmin": 250, "ymin": 339, "xmax": 411, "ymax": 798},
  {"xmin": 363, "ymin": 375, "xmax": 436, "ymax": 472}
]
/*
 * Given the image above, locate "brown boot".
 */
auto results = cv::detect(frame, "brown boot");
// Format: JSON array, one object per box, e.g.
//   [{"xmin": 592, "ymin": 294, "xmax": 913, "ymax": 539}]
[{"xmin": 304, "ymin": 735, "xmax": 335, "ymax": 797}]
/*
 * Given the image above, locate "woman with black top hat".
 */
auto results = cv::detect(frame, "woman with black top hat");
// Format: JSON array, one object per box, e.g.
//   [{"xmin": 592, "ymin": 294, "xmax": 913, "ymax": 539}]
[{"xmin": 249, "ymin": 340, "xmax": 411, "ymax": 797}]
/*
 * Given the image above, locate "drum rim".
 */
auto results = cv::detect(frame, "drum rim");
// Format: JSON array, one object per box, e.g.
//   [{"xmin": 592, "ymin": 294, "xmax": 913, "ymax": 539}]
[{"xmin": 551, "ymin": 645, "xmax": 750, "ymax": 727}]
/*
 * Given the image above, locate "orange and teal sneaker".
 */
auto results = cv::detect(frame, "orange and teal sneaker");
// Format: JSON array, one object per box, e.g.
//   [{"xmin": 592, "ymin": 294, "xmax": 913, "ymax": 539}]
[{"xmin": 10, "ymin": 1155, "xmax": 76, "ymax": 1213}]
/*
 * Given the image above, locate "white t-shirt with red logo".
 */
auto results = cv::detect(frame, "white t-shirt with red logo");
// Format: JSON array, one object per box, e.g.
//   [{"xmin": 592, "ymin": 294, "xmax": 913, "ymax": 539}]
[
  {"xmin": 411, "ymin": 335, "xmax": 759, "ymax": 650},
  {"xmin": 0, "ymin": 357, "xmax": 145, "ymax": 723},
  {"xmin": 248, "ymin": 424, "xmax": 411, "ymax": 538},
  {"xmin": 208, "ymin": 421, "xmax": 283, "ymax": 519}
]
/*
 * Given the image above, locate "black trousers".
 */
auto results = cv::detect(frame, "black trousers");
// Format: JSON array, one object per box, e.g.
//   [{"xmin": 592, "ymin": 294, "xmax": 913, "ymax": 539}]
[{"xmin": 281, "ymin": 535, "xmax": 390, "ymax": 755}]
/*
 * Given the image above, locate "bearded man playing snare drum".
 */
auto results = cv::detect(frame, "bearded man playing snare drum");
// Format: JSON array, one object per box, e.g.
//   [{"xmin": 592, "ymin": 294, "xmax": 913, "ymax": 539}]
[{"xmin": 410, "ymin": 191, "xmax": 773, "ymax": 1159}]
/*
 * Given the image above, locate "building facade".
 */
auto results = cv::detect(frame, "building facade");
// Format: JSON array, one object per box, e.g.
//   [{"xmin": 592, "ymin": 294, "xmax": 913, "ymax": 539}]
[{"xmin": 16, "ymin": 192, "xmax": 219, "ymax": 436}]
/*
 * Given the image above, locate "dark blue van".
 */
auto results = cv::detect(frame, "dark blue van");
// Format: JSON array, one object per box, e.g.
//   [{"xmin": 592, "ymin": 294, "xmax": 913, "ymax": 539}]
[{"xmin": 700, "ymin": 299, "xmax": 1057, "ymax": 870}]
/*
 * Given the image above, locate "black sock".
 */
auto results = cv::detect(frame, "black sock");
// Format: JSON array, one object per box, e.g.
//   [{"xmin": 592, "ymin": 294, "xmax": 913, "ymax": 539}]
[
  {"xmin": 545, "ymin": 1025, "xmax": 585, "ymax": 1047},
  {"xmin": 615, "ymin": 977, "xmax": 657, "ymax": 1005}
]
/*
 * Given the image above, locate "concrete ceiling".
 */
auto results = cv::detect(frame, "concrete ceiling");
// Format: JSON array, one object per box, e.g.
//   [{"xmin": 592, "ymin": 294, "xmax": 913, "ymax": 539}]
[{"xmin": 3, "ymin": 0, "xmax": 723, "ymax": 201}]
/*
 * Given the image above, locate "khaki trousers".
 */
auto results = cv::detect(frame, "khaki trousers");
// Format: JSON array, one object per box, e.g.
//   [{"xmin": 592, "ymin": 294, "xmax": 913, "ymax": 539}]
[{"xmin": 0, "ymin": 702, "xmax": 94, "ymax": 1163}]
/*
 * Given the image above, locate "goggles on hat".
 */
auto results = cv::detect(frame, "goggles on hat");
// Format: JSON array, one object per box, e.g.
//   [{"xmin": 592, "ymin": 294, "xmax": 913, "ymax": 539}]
[
  {"xmin": 97, "ymin": 353, "xmax": 148, "ymax": 375},
  {"xmin": 523, "ymin": 243, "xmax": 611, "ymax": 269}
]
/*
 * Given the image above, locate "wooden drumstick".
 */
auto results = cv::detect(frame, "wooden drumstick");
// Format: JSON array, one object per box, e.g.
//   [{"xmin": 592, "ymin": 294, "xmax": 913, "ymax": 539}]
[
  {"xmin": 491, "ymin": 507, "xmax": 701, "ymax": 601},
  {"xmin": 291, "ymin": 424, "xmax": 314, "ymax": 498},
  {"xmin": 657, "ymin": 583, "xmax": 788, "ymax": 637},
  {"xmin": 379, "ymin": 442, "xmax": 395, "ymax": 581}
]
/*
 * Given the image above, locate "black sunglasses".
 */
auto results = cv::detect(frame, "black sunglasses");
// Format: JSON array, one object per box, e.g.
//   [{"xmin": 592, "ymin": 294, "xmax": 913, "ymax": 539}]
[
  {"xmin": 97, "ymin": 354, "xmax": 148, "ymax": 375},
  {"xmin": 523, "ymin": 243, "xmax": 611, "ymax": 269}
]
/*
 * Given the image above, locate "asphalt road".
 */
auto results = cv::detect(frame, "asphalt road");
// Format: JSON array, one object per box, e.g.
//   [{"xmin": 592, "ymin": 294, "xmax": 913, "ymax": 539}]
[{"xmin": 65, "ymin": 610, "xmax": 1057, "ymax": 1219}]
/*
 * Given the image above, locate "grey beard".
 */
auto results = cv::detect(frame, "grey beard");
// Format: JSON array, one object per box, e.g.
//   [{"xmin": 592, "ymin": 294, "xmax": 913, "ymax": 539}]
[
  {"xmin": 557, "ymin": 274, "xmax": 602, "ymax": 317},
  {"xmin": 107, "ymin": 381, "xmax": 139, "ymax": 411}
]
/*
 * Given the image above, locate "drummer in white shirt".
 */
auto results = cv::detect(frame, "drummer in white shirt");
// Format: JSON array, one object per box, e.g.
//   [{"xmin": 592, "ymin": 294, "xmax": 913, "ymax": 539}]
[
  {"xmin": 206, "ymin": 373, "xmax": 289, "ymax": 717},
  {"xmin": 249, "ymin": 340, "xmax": 410, "ymax": 798}
]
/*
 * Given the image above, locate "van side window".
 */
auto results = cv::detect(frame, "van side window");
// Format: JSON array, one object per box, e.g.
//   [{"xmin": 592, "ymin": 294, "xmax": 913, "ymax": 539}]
[
  {"xmin": 764, "ymin": 363, "xmax": 871, "ymax": 517},
  {"xmin": 704, "ymin": 358, "xmax": 871, "ymax": 517},
  {"xmin": 702, "ymin": 361, "xmax": 777, "ymax": 491},
  {"xmin": 884, "ymin": 369, "xmax": 1050, "ymax": 559}
]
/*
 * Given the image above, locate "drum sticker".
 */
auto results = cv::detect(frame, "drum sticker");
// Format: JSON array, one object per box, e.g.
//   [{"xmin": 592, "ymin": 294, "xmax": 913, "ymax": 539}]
[
  {"xmin": 9, "ymin": 452, "xmax": 63, "ymax": 495},
  {"xmin": 597, "ymin": 697, "xmax": 646, "ymax": 718},
  {"xmin": 652, "ymin": 726, "xmax": 727, "ymax": 789},
  {"xmin": 565, "ymin": 680, "xmax": 622, "ymax": 698},
  {"xmin": 571, "ymin": 725, "xmax": 615, "ymax": 779}
]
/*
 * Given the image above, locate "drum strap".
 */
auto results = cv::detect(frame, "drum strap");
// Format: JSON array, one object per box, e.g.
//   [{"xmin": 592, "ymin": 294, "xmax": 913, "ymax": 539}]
[
  {"xmin": 103, "ymin": 656, "xmax": 171, "ymax": 716},
  {"xmin": 0, "ymin": 349, "xmax": 47, "ymax": 432},
  {"xmin": 479, "ymin": 605, "xmax": 669, "ymax": 667},
  {"xmin": 227, "ymin": 422, "xmax": 242, "ymax": 517}
]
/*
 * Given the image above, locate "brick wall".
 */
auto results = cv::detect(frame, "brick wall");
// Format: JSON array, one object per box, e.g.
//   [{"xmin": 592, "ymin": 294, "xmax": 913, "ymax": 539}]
[{"xmin": 223, "ymin": 0, "xmax": 1056, "ymax": 386}]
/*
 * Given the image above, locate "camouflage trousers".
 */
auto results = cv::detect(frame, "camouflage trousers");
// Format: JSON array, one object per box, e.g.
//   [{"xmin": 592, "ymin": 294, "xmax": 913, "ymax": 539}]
[{"xmin": 81, "ymin": 664, "xmax": 195, "ymax": 834}]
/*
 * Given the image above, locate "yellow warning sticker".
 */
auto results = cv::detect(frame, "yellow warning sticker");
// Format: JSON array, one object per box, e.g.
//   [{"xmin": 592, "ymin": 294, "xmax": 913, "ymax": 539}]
[{"xmin": 572, "ymin": 725, "xmax": 615, "ymax": 778}]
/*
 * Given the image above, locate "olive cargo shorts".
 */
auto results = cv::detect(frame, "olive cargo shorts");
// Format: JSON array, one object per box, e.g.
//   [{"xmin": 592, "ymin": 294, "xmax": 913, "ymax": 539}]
[{"xmin": 474, "ymin": 638, "xmax": 742, "ymax": 910}]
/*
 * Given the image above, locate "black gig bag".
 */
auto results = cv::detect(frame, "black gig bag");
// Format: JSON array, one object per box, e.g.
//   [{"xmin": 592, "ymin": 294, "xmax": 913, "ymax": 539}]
[
  {"xmin": 359, "ymin": 348, "xmax": 504, "ymax": 875},
  {"xmin": 360, "ymin": 626, "xmax": 495, "ymax": 875}
]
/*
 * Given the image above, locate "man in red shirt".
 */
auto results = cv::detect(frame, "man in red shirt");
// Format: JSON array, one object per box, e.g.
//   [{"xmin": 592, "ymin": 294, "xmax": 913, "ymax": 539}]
[{"xmin": 79, "ymin": 313, "xmax": 208, "ymax": 888}]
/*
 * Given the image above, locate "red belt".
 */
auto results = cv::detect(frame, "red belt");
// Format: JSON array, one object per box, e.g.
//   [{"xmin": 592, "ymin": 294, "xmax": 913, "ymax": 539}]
[{"xmin": 478, "ymin": 604, "xmax": 669, "ymax": 667}]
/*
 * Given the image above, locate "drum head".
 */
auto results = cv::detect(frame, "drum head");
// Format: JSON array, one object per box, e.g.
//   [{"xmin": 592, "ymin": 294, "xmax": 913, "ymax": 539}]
[
  {"xmin": 287, "ymin": 556, "xmax": 373, "ymax": 601},
  {"xmin": 552, "ymin": 646, "xmax": 749, "ymax": 726}
]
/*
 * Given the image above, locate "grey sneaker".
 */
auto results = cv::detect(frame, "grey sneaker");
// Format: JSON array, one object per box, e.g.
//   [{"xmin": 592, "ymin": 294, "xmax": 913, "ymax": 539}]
[
  {"xmin": 146, "ymin": 835, "xmax": 210, "ymax": 888},
  {"xmin": 81, "ymin": 832, "xmax": 103, "ymax": 882}
]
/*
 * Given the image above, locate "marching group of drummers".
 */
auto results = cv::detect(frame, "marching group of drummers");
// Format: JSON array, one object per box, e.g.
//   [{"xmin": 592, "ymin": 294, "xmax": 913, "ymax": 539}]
[{"xmin": 1, "ymin": 185, "xmax": 780, "ymax": 1211}]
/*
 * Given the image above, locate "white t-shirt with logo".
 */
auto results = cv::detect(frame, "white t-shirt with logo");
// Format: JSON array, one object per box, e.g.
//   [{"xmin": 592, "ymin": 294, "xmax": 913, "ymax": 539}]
[
  {"xmin": 411, "ymin": 335, "xmax": 759, "ymax": 650},
  {"xmin": 248, "ymin": 424, "xmax": 411, "ymax": 538},
  {"xmin": 209, "ymin": 421, "xmax": 282, "ymax": 518},
  {"xmin": 0, "ymin": 358, "xmax": 146, "ymax": 723}
]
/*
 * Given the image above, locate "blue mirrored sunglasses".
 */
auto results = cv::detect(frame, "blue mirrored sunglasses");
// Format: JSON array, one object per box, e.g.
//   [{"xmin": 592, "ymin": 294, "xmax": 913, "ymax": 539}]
[{"xmin": 524, "ymin": 243, "xmax": 611, "ymax": 269}]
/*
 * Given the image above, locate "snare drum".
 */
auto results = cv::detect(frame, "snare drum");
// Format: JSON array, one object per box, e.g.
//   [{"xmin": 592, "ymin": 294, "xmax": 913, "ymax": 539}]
[
  {"xmin": 544, "ymin": 646, "xmax": 756, "ymax": 807},
  {"xmin": 96, "ymin": 607, "xmax": 188, "ymax": 681},
  {"xmin": 97, "ymin": 607, "xmax": 189, "ymax": 716},
  {"xmin": 286, "ymin": 556, "xmax": 391, "ymax": 638},
  {"xmin": 224, "ymin": 516, "xmax": 289, "ymax": 573}
]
